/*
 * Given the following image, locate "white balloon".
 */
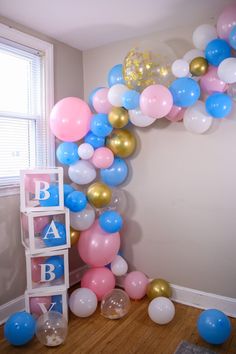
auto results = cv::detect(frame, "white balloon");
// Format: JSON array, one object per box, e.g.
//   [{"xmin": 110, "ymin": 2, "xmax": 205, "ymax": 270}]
[
  {"xmin": 148, "ymin": 297, "xmax": 175, "ymax": 325},
  {"xmin": 217, "ymin": 58, "xmax": 236, "ymax": 84},
  {"xmin": 68, "ymin": 160, "xmax": 96, "ymax": 185},
  {"xmin": 111, "ymin": 255, "xmax": 128, "ymax": 276},
  {"xmin": 171, "ymin": 59, "xmax": 189, "ymax": 78},
  {"xmin": 183, "ymin": 101, "xmax": 213, "ymax": 134},
  {"xmin": 108, "ymin": 84, "xmax": 129, "ymax": 107},
  {"xmin": 129, "ymin": 108, "xmax": 156, "ymax": 127},
  {"xmin": 183, "ymin": 49, "xmax": 205, "ymax": 63},
  {"xmin": 70, "ymin": 204, "xmax": 95, "ymax": 231},
  {"xmin": 78, "ymin": 143, "xmax": 94, "ymax": 160},
  {"xmin": 69, "ymin": 288, "xmax": 97, "ymax": 317},
  {"xmin": 192, "ymin": 24, "xmax": 217, "ymax": 50}
]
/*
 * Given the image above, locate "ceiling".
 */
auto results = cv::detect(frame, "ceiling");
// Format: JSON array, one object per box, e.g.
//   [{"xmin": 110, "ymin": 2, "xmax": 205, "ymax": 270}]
[{"xmin": 0, "ymin": 0, "xmax": 235, "ymax": 50}]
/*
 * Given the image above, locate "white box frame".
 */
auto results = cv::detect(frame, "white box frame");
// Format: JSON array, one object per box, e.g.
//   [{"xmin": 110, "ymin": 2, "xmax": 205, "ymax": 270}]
[
  {"xmin": 25, "ymin": 288, "xmax": 68, "ymax": 321},
  {"xmin": 20, "ymin": 168, "xmax": 64, "ymax": 212},
  {"xmin": 21, "ymin": 208, "xmax": 70, "ymax": 254},
  {"xmin": 25, "ymin": 249, "xmax": 69, "ymax": 293}
]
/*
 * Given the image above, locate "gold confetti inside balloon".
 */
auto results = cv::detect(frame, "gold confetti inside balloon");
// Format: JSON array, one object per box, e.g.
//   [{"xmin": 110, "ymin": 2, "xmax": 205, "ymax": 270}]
[
  {"xmin": 87, "ymin": 182, "xmax": 112, "ymax": 209},
  {"xmin": 190, "ymin": 57, "xmax": 208, "ymax": 76},
  {"xmin": 106, "ymin": 129, "xmax": 136, "ymax": 158},
  {"xmin": 70, "ymin": 227, "xmax": 80, "ymax": 246},
  {"xmin": 108, "ymin": 107, "xmax": 129, "ymax": 128},
  {"xmin": 147, "ymin": 279, "xmax": 172, "ymax": 300}
]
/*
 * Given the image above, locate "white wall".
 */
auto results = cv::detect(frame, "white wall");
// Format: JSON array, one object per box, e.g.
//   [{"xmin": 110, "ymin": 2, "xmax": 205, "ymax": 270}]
[{"xmin": 83, "ymin": 26, "xmax": 236, "ymax": 298}]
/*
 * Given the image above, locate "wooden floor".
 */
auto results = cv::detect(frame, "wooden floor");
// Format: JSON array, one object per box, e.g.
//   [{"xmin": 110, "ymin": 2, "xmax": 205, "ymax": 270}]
[{"xmin": 0, "ymin": 299, "xmax": 236, "ymax": 354}]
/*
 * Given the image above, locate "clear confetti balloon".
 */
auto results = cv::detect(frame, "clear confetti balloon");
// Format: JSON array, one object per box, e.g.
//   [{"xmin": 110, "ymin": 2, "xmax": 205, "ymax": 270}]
[
  {"xmin": 36, "ymin": 311, "xmax": 67, "ymax": 347},
  {"xmin": 101, "ymin": 289, "xmax": 131, "ymax": 319}
]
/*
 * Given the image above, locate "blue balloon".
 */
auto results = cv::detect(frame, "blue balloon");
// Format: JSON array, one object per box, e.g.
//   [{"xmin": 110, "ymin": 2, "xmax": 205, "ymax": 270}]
[
  {"xmin": 205, "ymin": 93, "xmax": 232, "ymax": 118},
  {"xmin": 65, "ymin": 190, "xmax": 87, "ymax": 212},
  {"xmin": 84, "ymin": 131, "xmax": 105, "ymax": 148},
  {"xmin": 45, "ymin": 255, "xmax": 64, "ymax": 280},
  {"xmin": 205, "ymin": 39, "xmax": 231, "ymax": 66},
  {"xmin": 90, "ymin": 113, "xmax": 113, "ymax": 137},
  {"xmin": 63, "ymin": 184, "xmax": 75, "ymax": 200},
  {"xmin": 229, "ymin": 26, "xmax": 236, "ymax": 50},
  {"xmin": 51, "ymin": 295, "xmax": 63, "ymax": 313},
  {"xmin": 41, "ymin": 221, "xmax": 66, "ymax": 247},
  {"xmin": 169, "ymin": 78, "xmax": 200, "ymax": 107},
  {"xmin": 88, "ymin": 86, "xmax": 103, "ymax": 110},
  {"xmin": 4, "ymin": 312, "xmax": 36, "ymax": 346},
  {"xmin": 56, "ymin": 142, "xmax": 79, "ymax": 165},
  {"xmin": 197, "ymin": 309, "xmax": 231, "ymax": 345},
  {"xmin": 99, "ymin": 210, "xmax": 123, "ymax": 233},
  {"xmin": 108, "ymin": 64, "xmax": 125, "ymax": 87},
  {"xmin": 100, "ymin": 158, "xmax": 128, "ymax": 186},
  {"xmin": 39, "ymin": 185, "xmax": 59, "ymax": 207},
  {"xmin": 122, "ymin": 90, "xmax": 140, "ymax": 110}
]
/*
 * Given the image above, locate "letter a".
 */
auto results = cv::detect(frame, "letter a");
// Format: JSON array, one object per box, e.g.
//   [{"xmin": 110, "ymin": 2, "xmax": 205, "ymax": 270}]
[{"xmin": 43, "ymin": 220, "xmax": 61, "ymax": 239}]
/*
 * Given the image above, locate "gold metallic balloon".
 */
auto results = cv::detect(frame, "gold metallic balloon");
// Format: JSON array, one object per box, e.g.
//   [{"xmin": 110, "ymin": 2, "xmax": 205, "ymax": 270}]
[
  {"xmin": 147, "ymin": 279, "xmax": 172, "ymax": 300},
  {"xmin": 106, "ymin": 129, "xmax": 136, "ymax": 158},
  {"xmin": 87, "ymin": 182, "xmax": 112, "ymax": 209},
  {"xmin": 190, "ymin": 57, "xmax": 208, "ymax": 76},
  {"xmin": 70, "ymin": 227, "xmax": 80, "ymax": 246},
  {"xmin": 108, "ymin": 107, "xmax": 129, "ymax": 128}
]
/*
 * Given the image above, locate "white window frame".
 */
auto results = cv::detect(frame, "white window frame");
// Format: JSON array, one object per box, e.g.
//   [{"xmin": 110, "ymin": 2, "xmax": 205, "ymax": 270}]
[{"xmin": 0, "ymin": 23, "xmax": 54, "ymax": 197}]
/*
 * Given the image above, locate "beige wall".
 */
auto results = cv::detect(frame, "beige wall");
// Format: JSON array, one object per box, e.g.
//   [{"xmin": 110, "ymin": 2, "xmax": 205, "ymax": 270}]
[
  {"xmin": 83, "ymin": 27, "xmax": 236, "ymax": 298},
  {"xmin": 0, "ymin": 17, "xmax": 84, "ymax": 306}
]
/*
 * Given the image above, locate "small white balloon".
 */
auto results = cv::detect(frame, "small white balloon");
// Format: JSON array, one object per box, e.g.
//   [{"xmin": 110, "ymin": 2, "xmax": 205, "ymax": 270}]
[
  {"xmin": 148, "ymin": 297, "xmax": 175, "ymax": 325},
  {"xmin": 183, "ymin": 101, "xmax": 213, "ymax": 134},
  {"xmin": 217, "ymin": 58, "xmax": 236, "ymax": 84},
  {"xmin": 70, "ymin": 204, "xmax": 95, "ymax": 231},
  {"xmin": 108, "ymin": 84, "xmax": 129, "ymax": 107},
  {"xmin": 111, "ymin": 255, "xmax": 128, "ymax": 276},
  {"xmin": 129, "ymin": 108, "xmax": 156, "ymax": 127},
  {"xmin": 171, "ymin": 59, "xmax": 189, "ymax": 78},
  {"xmin": 78, "ymin": 143, "xmax": 94, "ymax": 160},
  {"xmin": 192, "ymin": 24, "xmax": 217, "ymax": 50},
  {"xmin": 68, "ymin": 160, "xmax": 96, "ymax": 185},
  {"xmin": 183, "ymin": 49, "xmax": 205, "ymax": 63},
  {"xmin": 69, "ymin": 288, "xmax": 97, "ymax": 317}
]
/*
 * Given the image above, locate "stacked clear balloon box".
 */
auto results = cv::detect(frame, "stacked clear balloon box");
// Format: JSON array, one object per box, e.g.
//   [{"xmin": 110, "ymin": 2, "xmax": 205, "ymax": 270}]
[{"xmin": 4, "ymin": 4, "xmax": 235, "ymax": 348}]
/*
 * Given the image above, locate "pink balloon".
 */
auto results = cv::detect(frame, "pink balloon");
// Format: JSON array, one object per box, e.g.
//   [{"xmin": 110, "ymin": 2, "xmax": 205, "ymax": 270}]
[
  {"xmin": 24, "ymin": 174, "xmax": 51, "ymax": 194},
  {"xmin": 140, "ymin": 84, "xmax": 173, "ymax": 118},
  {"xmin": 22, "ymin": 214, "xmax": 51, "ymax": 234},
  {"xmin": 91, "ymin": 147, "xmax": 114, "ymax": 169},
  {"xmin": 217, "ymin": 4, "xmax": 236, "ymax": 41},
  {"xmin": 30, "ymin": 296, "xmax": 52, "ymax": 316},
  {"xmin": 124, "ymin": 271, "xmax": 148, "ymax": 300},
  {"xmin": 50, "ymin": 97, "xmax": 92, "ymax": 142},
  {"xmin": 81, "ymin": 267, "xmax": 115, "ymax": 300},
  {"xmin": 200, "ymin": 66, "xmax": 228, "ymax": 94},
  {"xmin": 93, "ymin": 88, "xmax": 113, "ymax": 114},
  {"xmin": 31, "ymin": 257, "xmax": 44, "ymax": 283},
  {"xmin": 78, "ymin": 220, "xmax": 120, "ymax": 267},
  {"xmin": 166, "ymin": 105, "xmax": 186, "ymax": 122}
]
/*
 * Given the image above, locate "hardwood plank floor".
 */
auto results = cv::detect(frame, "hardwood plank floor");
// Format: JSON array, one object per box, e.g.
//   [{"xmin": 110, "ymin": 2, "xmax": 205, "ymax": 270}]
[{"xmin": 0, "ymin": 298, "xmax": 235, "ymax": 354}]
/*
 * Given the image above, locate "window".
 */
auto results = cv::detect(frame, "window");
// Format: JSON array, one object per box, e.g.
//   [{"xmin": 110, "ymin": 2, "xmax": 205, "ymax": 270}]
[{"xmin": 0, "ymin": 24, "xmax": 54, "ymax": 195}]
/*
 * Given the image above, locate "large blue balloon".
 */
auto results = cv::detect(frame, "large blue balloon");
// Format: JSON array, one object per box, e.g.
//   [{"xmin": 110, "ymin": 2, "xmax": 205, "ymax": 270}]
[
  {"xmin": 63, "ymin": 184, "xmax": 75, "ymax": 200},
  {"xmin": 229, "ymin": 26, "xmax": 236, "ymax": 50},
  {"xmin": 90, "ymin": 113, "xmax": 113, "ymax": 137},
  {"xmin": 4, "ymin": 312, "xmax": 36, "ymax": 346},
  {"xmin": 45, "ymin": 255, "xmax": 64, "ymax": 280},
  {"xmin": 88, "ymin": 86, "xmax": 103, "ymax": 110},
  {"xmin": 84, "ymin": 131, "xmax": 105, "ymax": 148},
  {"xmin": 65, "ymin": 190, "xmax": 87, "ymax": 212},
  {"xmin": 99, "ymin": 210, "xmax": 123, "ymax": 233},
  {"xmin": 100, "ymin": 158, "xmax": 128, "ymax": 186},
  {"xmin": 205, "ymin": 39, "xmax": 231, "ymax": 66},
  {"xmin": 39, "ymin": 185, "xmax": 59, "ymax": 207},
  {"xmin": 205, "ymin": 93, "xmax": 232, "ymax": 118},
  {"xmin": 108, "ymin": 64, "xmax": 125, "ymax": 87},
  {"xmin": 197, "ymin": 309, "xmax": 231, "ymax": 345},
  {"xmin": 56, "ymin": 142, "xmax": 79, "ymax": 165},
  {"xmin": 169, "ymin": 78, "xmax": 200, "ymax": 107},
  {"xmin": 122, "ymin": 90, "xmax": 140, "ymax": 110},
  {"xmin": 41, "ymin": 221, "xmax": 66, "ymax": 247},
  {"xmin": 51, "ymin": 295, "xmax": 63, "ymax": 313}
]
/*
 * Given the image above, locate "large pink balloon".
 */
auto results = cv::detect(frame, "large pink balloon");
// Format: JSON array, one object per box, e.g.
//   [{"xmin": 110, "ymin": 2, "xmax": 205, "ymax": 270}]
[
  {"xmin": 165, "ymin": 105, "xmax": 186, "ymax": 122},
  {"xmin": 81, "ymin": 267, "xmax": 115, "ymax": 300},
  {"xmin": 30, "ymin": 296, "xmax": 52, "ymax": 316},
  {"xmin": 140, "ymin": 84, "xmax": 173, "ymax": 118},
  {"xmin": 78, "ymin": 220, "xmax": 120, "ymax": 267},
  {"xmin": 93, "ymin": 88, "xmax": 113, "ymax": 114},
  {"xmin": 91, "ymin": 147, "xmax": 114, "ymax": 169},
  {"xmin": 124, "ymin": 271, "xmax": 148, "ymax": 300},
  {"xmin": 31, "ymin": 257, "xmax": 45, "ymax": 283},
  {"xmin": 50, "ymin": 97, "xmax": 92, "ymax": 142},
  {"xmin": 200, "ymin": 66, "xmax": 228, "ymax": 94},
  {"xmin": 217, "ymin": 4, "xmax": 236, "ymax": 41}
]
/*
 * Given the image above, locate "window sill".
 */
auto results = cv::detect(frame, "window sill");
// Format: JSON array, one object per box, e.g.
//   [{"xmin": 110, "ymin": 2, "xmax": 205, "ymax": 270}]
[{"xmin": 0, "ymin": 185, "xmax": 20, "ymax": 197}]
